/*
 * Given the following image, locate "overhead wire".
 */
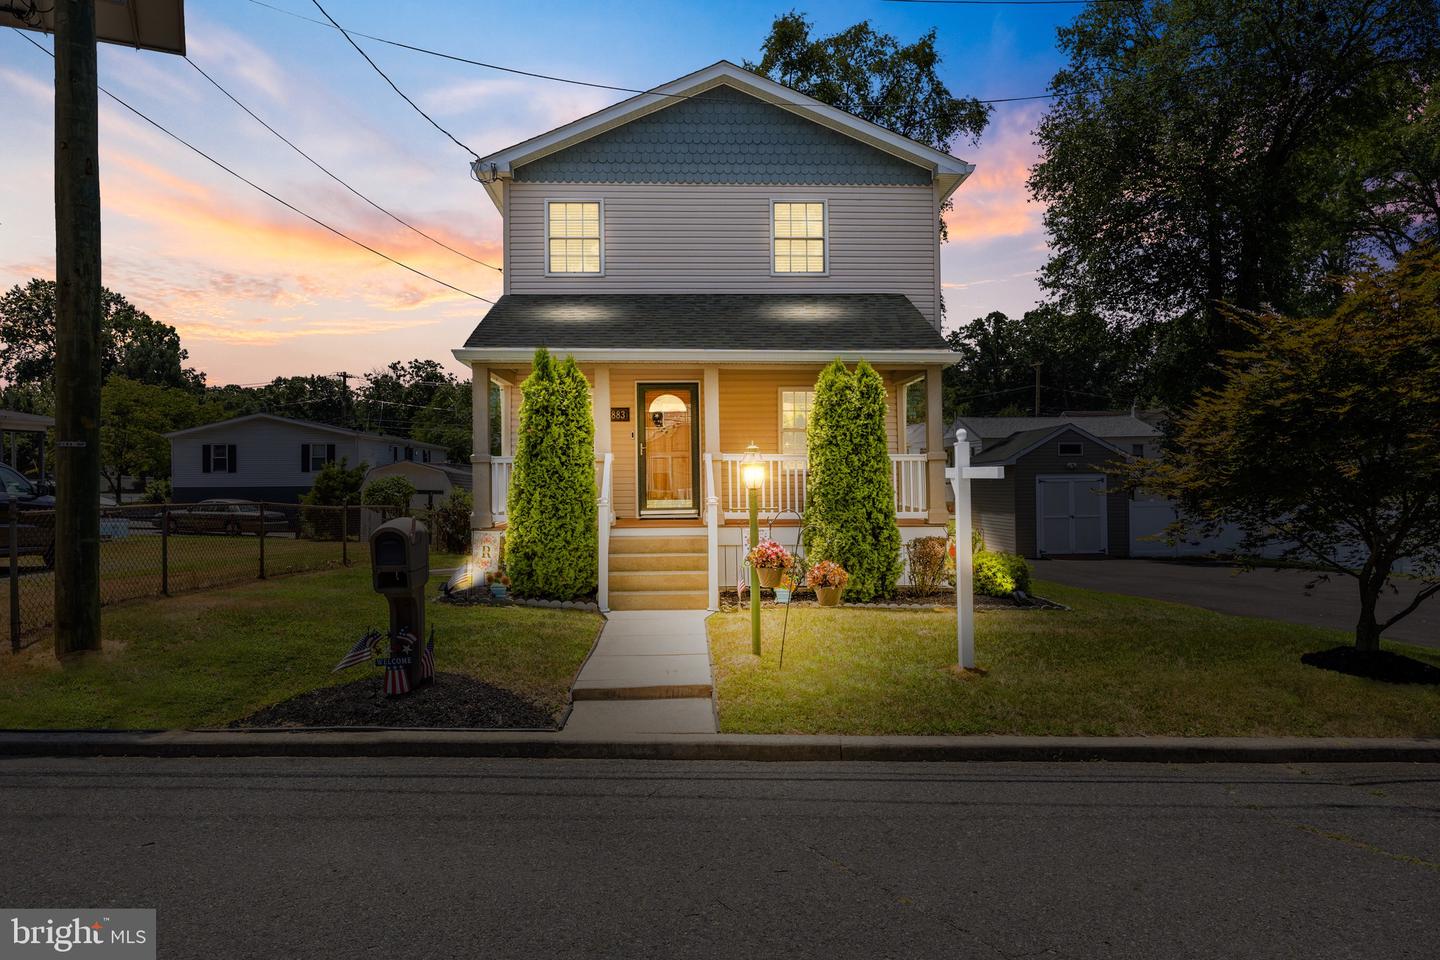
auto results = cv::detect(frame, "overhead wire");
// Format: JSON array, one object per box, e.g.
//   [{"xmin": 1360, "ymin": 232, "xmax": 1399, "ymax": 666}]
[
  {"xmin": 182, "ymin": 54, "xmax": 500, "ymax": 272},
  {"xmin": 14, "ymin": 30, "xmax": 495, "ymax": 305}
]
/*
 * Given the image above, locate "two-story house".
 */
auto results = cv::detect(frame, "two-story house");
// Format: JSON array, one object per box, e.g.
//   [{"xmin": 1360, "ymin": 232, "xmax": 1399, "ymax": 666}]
[{"xmin": 454, "ymin": 61, "xmax": 969, "ymax": 611}]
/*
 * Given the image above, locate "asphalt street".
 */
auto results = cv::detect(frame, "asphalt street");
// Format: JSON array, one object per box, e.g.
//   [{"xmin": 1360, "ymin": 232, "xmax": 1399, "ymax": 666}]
[
  {"xmin": 3, "ymin": 758, "xmax": 1438, "ymax": 958},
  {"xmin": 1035, "ymin": 558, "xmax": 1439, "ymax": 649}
]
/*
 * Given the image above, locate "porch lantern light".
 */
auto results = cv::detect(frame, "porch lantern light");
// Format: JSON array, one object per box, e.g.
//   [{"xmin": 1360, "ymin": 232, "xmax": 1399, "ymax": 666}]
[{"xmin": 742, "ymin": 443, "xmax": 764, "ymax": 656}]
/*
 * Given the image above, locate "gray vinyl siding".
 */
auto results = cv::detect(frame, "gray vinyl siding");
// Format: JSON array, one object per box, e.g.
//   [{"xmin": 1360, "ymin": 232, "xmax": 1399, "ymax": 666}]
[
  {"xmin": 170, "ymin": 422, "xmax": 444, "ymax": 499},
  {"xmin": 507, "ymin": 182, "xmax": 941, "ymax": 327},
  {"xmin": 971, "ymin": 477, "xmax": 1017, "ymax": 554},
  {"xmin": 1010, "ymin": 428, "xmax": 1130, "ymax": 558},
  {"xmin": 513, "ymin": 86, "xmax": 929, "ymax": 186}
]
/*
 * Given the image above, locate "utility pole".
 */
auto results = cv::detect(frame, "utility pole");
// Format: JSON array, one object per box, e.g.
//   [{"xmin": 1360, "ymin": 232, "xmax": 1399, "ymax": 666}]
[
  {"xmin": 53, "ymin": 0, "xmax": 102, "ymax": 656},
  {"xmin": 1032, "ymin": 363, "xmax": 1042, "ymax": 417}
]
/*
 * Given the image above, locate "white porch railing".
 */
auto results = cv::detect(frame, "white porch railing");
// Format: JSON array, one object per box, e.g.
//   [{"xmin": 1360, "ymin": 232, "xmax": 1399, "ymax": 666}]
[
  {"xmin": 703, "ymin": 452, "xmax": 719, "ymax": 611},
  {"xmin": 490, "ymin": 457, "xmax": 513, "ymax": 522},
  {"xmin": 717, "ymin": 453, "xmax": 929, "ymax": 520},
  {"xmin": 597, "ymin": 453, "xmax": 614, "ymax": 612}
]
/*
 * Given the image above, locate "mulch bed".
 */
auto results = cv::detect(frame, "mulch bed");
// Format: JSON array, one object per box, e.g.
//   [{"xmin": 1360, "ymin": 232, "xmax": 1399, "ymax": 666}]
[
  {"xmin": 231, "ymin": 672, "xmax": 557, "ymax": 729},
  {"xmin": 1300, "ymin": 646, "xmax": 1440, "ymax": 686},
  {"xmin": 717, "ymin": 589, "xmax": 1057, "ymax": 613}
]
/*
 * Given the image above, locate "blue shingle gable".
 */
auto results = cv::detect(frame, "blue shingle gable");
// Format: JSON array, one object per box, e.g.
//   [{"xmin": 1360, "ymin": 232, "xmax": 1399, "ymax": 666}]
[{"xmin": 513, "ymin": 85, "xmax": 931, "ymax": 186}]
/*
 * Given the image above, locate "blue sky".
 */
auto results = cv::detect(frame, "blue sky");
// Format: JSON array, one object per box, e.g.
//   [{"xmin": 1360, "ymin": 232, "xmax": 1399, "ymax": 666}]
[{"xmin": 1, "ymin": 0, "xmax": 1075, "ymax": 384}]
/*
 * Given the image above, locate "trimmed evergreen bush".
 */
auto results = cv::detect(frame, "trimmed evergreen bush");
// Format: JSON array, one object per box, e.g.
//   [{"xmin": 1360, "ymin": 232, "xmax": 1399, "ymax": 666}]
[
  {"xmin": 802, "ymin": 358, "xmax": 902, "ymax": 601},
  {"xmin": 973, "ymin": 550, "xmax": 1032, "ymax": 597},
  {"xmin": 505, "ymin": 347, "xmax": 598, "ymax": 599}
]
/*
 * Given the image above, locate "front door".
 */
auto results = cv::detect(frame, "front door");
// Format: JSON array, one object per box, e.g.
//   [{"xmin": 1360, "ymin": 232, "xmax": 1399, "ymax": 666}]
[{"xmin": 638, "ymin": 383, "xmax": 699, "ymax": 517}]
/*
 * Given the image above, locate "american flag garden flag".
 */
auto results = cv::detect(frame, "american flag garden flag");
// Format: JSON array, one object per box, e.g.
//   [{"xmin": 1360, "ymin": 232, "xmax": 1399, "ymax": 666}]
[
  {"xmin": 332, "ymin": 629, "xmax": 380, "ymax": 673},
  {"xmin": 420, "ymin": 629, "xmax": 435, "ymax": 682},
  {"xmin": 384, "ymin": 630, "xmax": 418, "ymax": 696}
]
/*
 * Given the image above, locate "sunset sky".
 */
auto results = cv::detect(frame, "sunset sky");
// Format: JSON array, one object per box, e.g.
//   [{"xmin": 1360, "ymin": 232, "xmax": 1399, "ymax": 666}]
[{"xmin": 2, "ymin": 0, "xmax": 1071, "ymax": 386}]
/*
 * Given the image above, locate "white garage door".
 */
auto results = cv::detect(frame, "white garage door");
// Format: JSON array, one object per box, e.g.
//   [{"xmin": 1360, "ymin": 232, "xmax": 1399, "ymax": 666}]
[{"xmin": 1036, "ymin": 475, "xmax": 1108, "ymax": 555}]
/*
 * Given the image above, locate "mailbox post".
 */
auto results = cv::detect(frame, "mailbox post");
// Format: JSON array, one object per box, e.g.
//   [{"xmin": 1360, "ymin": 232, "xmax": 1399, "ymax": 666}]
[{"xmin": 369, "ymin": 517, "xmax": 430, "ymax": 695}]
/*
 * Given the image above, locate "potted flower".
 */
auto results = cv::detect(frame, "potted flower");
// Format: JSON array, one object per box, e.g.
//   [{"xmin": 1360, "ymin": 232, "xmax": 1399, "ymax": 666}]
[
  {"xmin": 747, "ymin": 538, "xmax": 793, "ymax": 589},
  {"xmin": 806, "ymin": 560, "xmax": 849, "ymax": 607},
  {"xmin": 489, "ymin": 573, "xmax": 511, "ymax": 600},
  {"xmin": 774, "ymin": 572, "xmax": 798, "ymax": 604}
]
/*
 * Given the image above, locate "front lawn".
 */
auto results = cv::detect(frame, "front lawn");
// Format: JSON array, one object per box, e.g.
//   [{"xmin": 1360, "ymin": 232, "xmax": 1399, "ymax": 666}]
[
  {"xmin": 707, "ymin": 580, "xmax": 1440, "ymax": 737},
  {"xmin": 0, "ymin": 563, "xmax": 598, "ymax": 729}
]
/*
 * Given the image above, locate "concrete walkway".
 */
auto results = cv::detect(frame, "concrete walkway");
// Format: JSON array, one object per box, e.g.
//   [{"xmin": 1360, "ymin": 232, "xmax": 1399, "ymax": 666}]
[{"xmin": 564, "ymin": 611, "xmax": 717, "ymax": 736}]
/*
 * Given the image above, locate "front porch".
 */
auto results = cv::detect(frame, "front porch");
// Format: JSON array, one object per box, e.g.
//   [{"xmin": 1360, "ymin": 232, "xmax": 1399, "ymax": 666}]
[{"xmin": 468, "ymin": 359, "xmax": 951, "ymax": 611}]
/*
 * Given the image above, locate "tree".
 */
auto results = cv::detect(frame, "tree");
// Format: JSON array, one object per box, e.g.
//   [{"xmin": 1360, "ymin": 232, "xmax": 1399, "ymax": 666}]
[
  {"xmin": 1133, "ymin": 246, "xmax": 1440, "ymax": 653},
  {"xmin": 99, "ymin": 378, "xmax": 199, "ymax": 503},
  {"xmin": 1030, "ymin": 0, "xmax": 1440, "ymax": 405},
  {"xmin": 411, "ymin": 378, "xmax": 481, "ymax": 464},
  {"xmin": 357, "ymin": 359, "xmax": 454, "ymax": 437},
  {"xmin": 942, "ymin": 306, "xmax": 1149, "ymax": 419},
  {"xmin": 0, "ymin": 278, "xmax": 204, "ymax": 391},
  {"xmin": 746, "ymin": 12, "xmax": 990, "ymax": 241},
  {"xmin": 301, "ymin": 459, "xmax": 366, "ymax": 507},
  {"xmin": 803, "ymin": 359, "xmax": 902, "ymax": 601},
  {"xmin": 505, "ymin": 348, "xmax": 597, "ymax": 600},
  {"xmin": 362, "ymin": 476, "xmax": 416, "ymax": 514}
]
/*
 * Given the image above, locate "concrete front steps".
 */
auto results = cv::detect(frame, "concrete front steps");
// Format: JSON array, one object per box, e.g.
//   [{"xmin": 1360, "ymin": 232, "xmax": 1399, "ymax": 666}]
[{"xmin": 608, "ymin": 534, "xmax": 708, "ymax": 611}]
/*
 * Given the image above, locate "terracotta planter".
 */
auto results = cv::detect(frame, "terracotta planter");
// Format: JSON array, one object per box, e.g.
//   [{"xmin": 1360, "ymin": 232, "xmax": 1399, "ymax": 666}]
[
  {"xmin": 815, "ymin": 585, "xmax": 843, "ymax": 607},
  {"xmin": 758, "ymin": 566, "xmax": 783, "ymax": 588}
]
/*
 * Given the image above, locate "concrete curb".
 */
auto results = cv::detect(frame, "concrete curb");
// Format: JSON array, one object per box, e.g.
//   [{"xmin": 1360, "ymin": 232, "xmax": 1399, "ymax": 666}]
[{"xmin": 2, "ymin": 731, "xmax": 1438, "ymax": 763}]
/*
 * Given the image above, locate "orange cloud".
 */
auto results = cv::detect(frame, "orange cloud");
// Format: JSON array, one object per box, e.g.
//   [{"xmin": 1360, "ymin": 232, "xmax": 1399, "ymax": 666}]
[{"xmin": 945, "ymin": 107, "xmax": 1047, "ymax": 244}]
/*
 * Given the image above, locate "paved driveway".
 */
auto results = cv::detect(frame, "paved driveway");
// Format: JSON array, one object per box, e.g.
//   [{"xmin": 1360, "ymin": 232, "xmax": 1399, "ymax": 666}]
[{"xmin": 1035, "ymin": 558, "xmax": 1438, "ymax": 649}]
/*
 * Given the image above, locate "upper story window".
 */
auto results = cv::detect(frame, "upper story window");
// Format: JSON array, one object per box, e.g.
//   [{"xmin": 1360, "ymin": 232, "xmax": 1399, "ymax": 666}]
[
  {"xmin": 547, "ymin": 201, "xmax": 602, "ymax": 274},
  {"xmin": 773, "ymin": 201, "xmax": 826, "ymax": 275},
  {"xmin": 779, "ymin": 389, "xmax": 815, "ymax": 456}
]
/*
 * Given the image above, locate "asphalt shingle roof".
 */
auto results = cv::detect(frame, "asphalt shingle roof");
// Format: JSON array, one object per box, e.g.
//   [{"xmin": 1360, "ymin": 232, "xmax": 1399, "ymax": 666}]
[
  {"xmin": 948, "ymin": 415, "xmax": 1160, "ymax": 446},
  {"xmin": 461, "ymin": 293, "xmax": 952, "ymax": 352}
]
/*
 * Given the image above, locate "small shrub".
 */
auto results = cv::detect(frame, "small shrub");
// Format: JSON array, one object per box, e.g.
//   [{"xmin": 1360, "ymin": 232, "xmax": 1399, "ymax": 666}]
[
  {"xmin": 905, "ymin": 536, "xmax": 948, "ymax": 595},
  {"xmin": 363, "ymin": 476, "xmax": 416, "ymax": 515},
  {"xmin": 973, "ymin": 550, "xmax": 1032, "ymax": 597},
  {"xmin": 300, "ymin": 459, "xmax": 366, "ymax": 540},
  {"xmin": 423, "ymin": 488, "xmax": 473, "ymax": 554},
  {"xmin": 143, "ymin": 478, "xmax": 171, "ymax": 504}
]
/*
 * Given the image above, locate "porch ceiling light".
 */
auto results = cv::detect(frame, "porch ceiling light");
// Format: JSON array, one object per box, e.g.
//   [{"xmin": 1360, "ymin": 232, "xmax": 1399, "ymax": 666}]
[{"xmin": 741, "ymin": 441, "xmax": 766, "ymax": 490}]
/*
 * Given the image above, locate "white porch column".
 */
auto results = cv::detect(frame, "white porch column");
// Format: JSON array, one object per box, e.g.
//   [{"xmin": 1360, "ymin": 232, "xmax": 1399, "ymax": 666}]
[
  {"xmin": 471, "ymin": 362, "xmax": 493, "ymax": 530},
  {"xmin": 703, "ymin": 367, "xmax": 721, "ymax": 610},
  {"xmin": 925, "ymin": 364, "xmax": 947, "ymax": 524},
  {"xmin": 591, "ymin": 365, "xmax": 611, "ymax": 456}
]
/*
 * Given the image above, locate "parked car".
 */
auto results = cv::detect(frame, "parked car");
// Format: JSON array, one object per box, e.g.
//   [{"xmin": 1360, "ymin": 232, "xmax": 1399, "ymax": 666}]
[
  {"xmin": 1, "ymin": 464, "xmax": 56, "ymax": 567},
  {"xmin": 166, "ymin": 500, "xmax": 289, "ymax": 536}
]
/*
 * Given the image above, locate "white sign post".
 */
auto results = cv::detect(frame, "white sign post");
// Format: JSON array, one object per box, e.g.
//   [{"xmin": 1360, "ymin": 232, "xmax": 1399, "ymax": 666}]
[{"xmin": 947, "ymin": 429, "xmax": 1006, "ymax": 670}]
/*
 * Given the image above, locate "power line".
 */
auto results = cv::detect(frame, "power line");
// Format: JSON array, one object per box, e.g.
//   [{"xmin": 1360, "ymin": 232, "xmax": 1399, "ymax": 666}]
[
  {"xmin": 14, "ymin": 30, "xmax": 495, "ymax": 305},
  {"xmin": 307, "ymin": 0, "xmax": 478, "ymax": 160},
  {"xmin": 243, "ymin": 0, "xmax": 1064, "ymax": 107},
  {"xmin": 183, "ymin": 54, "xmax": 500, "ymax": 272}
]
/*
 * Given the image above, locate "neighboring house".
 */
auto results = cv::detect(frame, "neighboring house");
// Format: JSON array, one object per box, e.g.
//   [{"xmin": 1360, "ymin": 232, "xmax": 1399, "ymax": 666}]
[
  {"xmin": 166, "ymin": 414, "xmax": 446, "ymax": 504},
  {"xmin": 946, "ymin": 413, "xmax": 1162, "ymax": 461},
  {"xmin": 365, "ymin": 461, "xmax": 473, "ymax": 512},
  {"xmin": 454, "ymin": 61, "xmax": 968, "ymax": 611}
]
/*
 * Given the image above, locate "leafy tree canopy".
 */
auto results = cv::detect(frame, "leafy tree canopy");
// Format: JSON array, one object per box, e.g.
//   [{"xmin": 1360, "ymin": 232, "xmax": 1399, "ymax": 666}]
[
  {"xmin": 0, "ymin": 278, "xmax": 205, "ymax": 393},
  {"xmin": 747, "ymin": 11, "xmax": 990, "ymax": 242},
  {"xmin": 1134, "ymin": 245, "xmax": 1440, "ymax": 652},
  {"xmin": 1031, "ymin": 0, "xmax": 1440, "ymax": 405}
]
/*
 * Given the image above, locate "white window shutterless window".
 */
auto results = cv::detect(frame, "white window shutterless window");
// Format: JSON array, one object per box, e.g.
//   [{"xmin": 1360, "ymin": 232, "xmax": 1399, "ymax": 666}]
[
  {"xmin": 772, "ymin": 201, "xmax": 826, "ymax": 274},
  {"xmin": 779, "ymin": 389, "xmax": 815, "ymax": 456},
  {"xmin": 547, "ymin": 201, "xmax": 602, "ymax": 274}
]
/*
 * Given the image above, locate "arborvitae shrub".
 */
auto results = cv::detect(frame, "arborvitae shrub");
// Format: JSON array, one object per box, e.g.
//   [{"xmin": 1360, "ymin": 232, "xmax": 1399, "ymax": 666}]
[{"xmin": 505, "ymin": 348, "xmax": 598, "ymax": 599}]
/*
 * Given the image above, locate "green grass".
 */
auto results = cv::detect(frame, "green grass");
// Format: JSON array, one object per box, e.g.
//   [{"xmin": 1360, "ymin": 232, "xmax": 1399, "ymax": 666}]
[
  {"xmin": 0, "ymin": 563, "xmax": 599, "ymax": 729},
  {"xmin": 707, "ymin": 579, "xmax": 1440, "ymax": 737}
]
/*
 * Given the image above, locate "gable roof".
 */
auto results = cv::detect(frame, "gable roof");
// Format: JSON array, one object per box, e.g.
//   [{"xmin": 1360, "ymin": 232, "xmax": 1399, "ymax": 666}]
[
  {"xmin": 947, "ymin": 414, "xmax": 1161, "ymax": 447},
  {"xmin": 971, "ymin": 424, "xmax": 1129, "ymax": 466},
  {"xmin": 472, "ymin": 61, "xmax": 975, "ymax": 210},
  {"xmin": 163, "ymin": 413, "xmax": 446, "ymax": 450},
  {"xmin": 454, "ymin": 293, "xmax": 956, "ymax": 364}
]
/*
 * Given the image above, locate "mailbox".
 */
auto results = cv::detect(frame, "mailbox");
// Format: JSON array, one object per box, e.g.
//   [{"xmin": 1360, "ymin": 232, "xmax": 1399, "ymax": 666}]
[{"xmin": 369, "ymin": 518, "xmax": 430, "ymax": 695}]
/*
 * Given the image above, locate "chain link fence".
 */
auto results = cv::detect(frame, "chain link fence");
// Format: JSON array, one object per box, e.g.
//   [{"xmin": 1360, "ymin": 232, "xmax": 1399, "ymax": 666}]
[{"xmin": 5, "ymin": 501, "xmax": 398, "ymax": 652}]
